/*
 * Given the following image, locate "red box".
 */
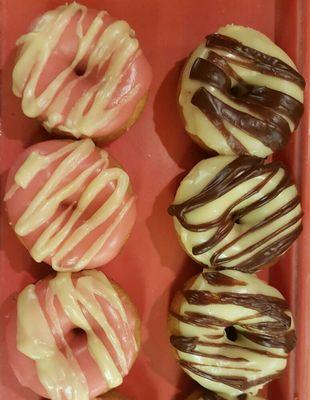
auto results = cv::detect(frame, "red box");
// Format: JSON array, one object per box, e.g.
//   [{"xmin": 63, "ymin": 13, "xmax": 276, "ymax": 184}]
[{"xmin": 0, "ymin": 1, "xmax": 309, "ymax": 399}]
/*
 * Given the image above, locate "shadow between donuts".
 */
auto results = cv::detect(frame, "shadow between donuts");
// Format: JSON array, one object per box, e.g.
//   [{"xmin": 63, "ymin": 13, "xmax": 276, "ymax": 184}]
[
  {"xmin": 0, "ymin": 292, "xmax": 40, "ymax": 400},
  {"xmin": 143, "ymin": 277, "xmax": 196, "ymax": 399},
  {"xmin": 1, "ymin": 48, "xmax": 49, "ymax": 144},
  {"xmin": 0, "ymin": 200, "xmax": 49, "ymax": 281},
  {"xmin": 145, "ymin": 176, "xmax": 200, "ymax": 395},
  {"xmin": 146, "ymin": 173, "xmax": 200, "ymax": 279},
  {"xmin": 153, "ymin": 60, "xmax": 206, "ymax": 170}
]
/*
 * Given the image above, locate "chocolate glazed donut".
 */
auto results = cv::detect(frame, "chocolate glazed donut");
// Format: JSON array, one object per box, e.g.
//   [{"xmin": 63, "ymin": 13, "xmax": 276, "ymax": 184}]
[
  {"xmin": 168, "ymin": 155, "xmax": 302, "ymax": 272},
  {"xmin": 169, "ymin": 270, "xmax": 296, "ymax": 397},
  {"xmin": 179, "ymin": 25, "xmax": 305, "ymax": 157}
]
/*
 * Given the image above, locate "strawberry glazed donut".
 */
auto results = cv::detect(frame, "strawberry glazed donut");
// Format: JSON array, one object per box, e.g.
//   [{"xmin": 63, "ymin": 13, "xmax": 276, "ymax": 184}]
[
  {"xmin": 4, "ymin": 139, "xmax": 136, "ymax": 271},
  {"xmin": 6, "ymin": 270, "xmax": 140, "ymax": 400},
  {"xmin": 169, "ymin": 269, "xmax": 296, "ymax": 397},
  {"xmin": 168, "ymin": 155, "xmax": 302, "ymax": 272},
  {"xmin": 186, "ymin": 388, "xmax": 265, "ymax": 400},
  {"xmin": 12, "ymin": 2, "xmax": 152, "ymax": 142}
]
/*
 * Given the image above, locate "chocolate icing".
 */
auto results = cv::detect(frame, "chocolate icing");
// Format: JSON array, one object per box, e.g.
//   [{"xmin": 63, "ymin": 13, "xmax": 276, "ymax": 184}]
[
  {"xmin": 168, "ymin": 157, "xmax": 302, "ymax": 271},
  {"xmin": 188, "ymin": 34, "xmax": 304, "ymax": 154},
  {"xmin": 205, "ymin": 34, "xmax": 305, "ymax": 88},
  {"xmin": 170, "ymin": 270, "xmax": 296, "ymax": 392},
  {"xmin": 183, "ymin": 290, "xmax": 295, "ymax": 352},
  {"xmin": 181, "ymin": 360, "xmax": 280, "ymax": 391},
  {"xmin": 191, "ymin": 87, "xmax": 290, "ymax": 152},
  {"xmin": 171, "ymin": 335, "xmax": 287, "ymax": 360},
  {"xmin": 203, "ymin": 271, "xmax": 248, "ymax": 286}
]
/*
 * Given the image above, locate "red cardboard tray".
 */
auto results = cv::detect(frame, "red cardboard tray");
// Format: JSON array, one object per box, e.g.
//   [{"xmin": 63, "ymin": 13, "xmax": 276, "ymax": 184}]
[{"xmin": 0, "ymin": 1, "xmax": 309, "ymax": 399}]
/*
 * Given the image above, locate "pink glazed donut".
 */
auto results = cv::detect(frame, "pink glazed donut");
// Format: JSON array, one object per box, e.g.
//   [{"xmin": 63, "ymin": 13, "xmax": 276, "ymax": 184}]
[
  {"xmin": 4, "ymin": 139, "xmax": 136, "ymax": 271},
  {"xmin": 12, "ymin": 2, "xmax": 152, "ymax": 142},
  {"xmin": 6, "ymin": 270, "xmax": 140, "ymax": 399}
]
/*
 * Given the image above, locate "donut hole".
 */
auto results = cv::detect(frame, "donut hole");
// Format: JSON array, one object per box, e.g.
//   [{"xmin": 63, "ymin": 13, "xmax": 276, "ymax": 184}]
[
  {"xmin": 60, "ymin": 200, "xmax": 78, "ymax": 211},
  {"xmin": 230, "ymin": 83, "xmax": 248, "ymax": 98},
  {"xmin": 232, "ymin": 213, "xmax": 241, "ymax": 224},
  {"xmin": 74, "ymin": 65, "xmax": 87, "ymax": 76},
  {"xmin": 71, "ymin": 327, "xmax": 86, "ymax": 337},
  {"xmin": 225, "ymin": 326, "xmax": 238, "ymax": 342}
]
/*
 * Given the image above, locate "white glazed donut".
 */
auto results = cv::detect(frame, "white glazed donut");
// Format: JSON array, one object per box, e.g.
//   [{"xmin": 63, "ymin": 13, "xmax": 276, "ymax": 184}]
[
  {"xmin": 178, "ymin": 25, "xmax": 305, "ymax": 157},
  {"xmin": 12, "ymin": 2, "xmax": 152, "ymax": 142},
  {"xmin": 168, "ymin": 155, "xmax": 302, "ymax": 272},
  {"xmin": 169, "ymin": 269, "xmax": 296, "ymax": 397}
]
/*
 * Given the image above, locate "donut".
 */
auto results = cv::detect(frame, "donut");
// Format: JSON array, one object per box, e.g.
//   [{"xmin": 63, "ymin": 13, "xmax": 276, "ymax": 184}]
[
  {"xmin": 178, "ymin": 24, "xmax": 305, "ymax": 157},
  {"xmin": 12, "ymin": 2, "xmax": 152, "ymax": 142},
  {"xmin": 169, "ymin": 269, "xmax": 296, "ymax": 397},
  {"xmin": 6, "ymin": 270, "xmax": 140, "ymax": 399},
  {"xmin": 186, "ymin": 388, "xmax": 264, "ymax": 400},
  {"xmin": 4, "ymin": 139, "xmax": 136, "ymax": 271},
  {"xmin": 168, "ymin": 155, "xmax": 302, "ymax": 272}
]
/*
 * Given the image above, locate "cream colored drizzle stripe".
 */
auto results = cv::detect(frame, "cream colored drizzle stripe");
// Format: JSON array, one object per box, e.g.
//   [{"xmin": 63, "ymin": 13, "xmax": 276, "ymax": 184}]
[
  {"xmin": 13, "ymin": 2, "xmax": 140, "ymax": 137},
  {"xmin": 7, "ymin": 139, "xmax": 132, "ymax": 270},
  {"xmin": 17, "ymin": 271, "xmax": 135, "ymax": 400}
]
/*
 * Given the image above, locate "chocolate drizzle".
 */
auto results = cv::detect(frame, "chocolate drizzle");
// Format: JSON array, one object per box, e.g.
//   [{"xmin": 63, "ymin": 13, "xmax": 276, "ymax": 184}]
[
  {"xmin": 191, "ymin": 87, "xmax": 290, "ymax": 152},
  {"xmin": 168, "ymin": 157, "xmax": 302, "ymax": 272},
  {"xmin": 205, "ymin": 34, "xmax": 305, "ymax": 88},
  {"xmin": 171, "ymin": 334, "xmax": 287, "ymax": 360},
  {"xmin": 181, "ymin": 360, "xmax": 281, "ymax": 391},
  {"xmin": 183, "ymin": 290, "xmax": 295, "ymax": 353},
  {"xmin": 169, "ymin": 270, "xmax": 296, "ymax": 393},
  {"xmin": 203, "ymin": 271, "xmax": 248, "ymax": 286},
  {"xmin": 188, "ymin": 33, "xmax": 304, "ymax": 154}
]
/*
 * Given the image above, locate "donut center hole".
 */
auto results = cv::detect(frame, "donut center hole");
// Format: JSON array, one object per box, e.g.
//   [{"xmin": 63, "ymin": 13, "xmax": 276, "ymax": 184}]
[
  {"xmin": 230, "ymin": 83, "xmax": 248, "ymax": 98},
  {"xmin": 225, "ymin": 326, "xmax": 238, "ymax": 342},
  {"xmin": 60, "ymin": 200, "xmax": 77, "ymax": 211},
  {"xmin": 71, "ymin": 327, "xmax": 86, "ymax": 337},
  {"xmin": 74, "ymin": 65, "xmax": 86, "ymax": 76},
  {"xmin": 232, "ymin": 213, "xmax": 241, "ymax": 224}
]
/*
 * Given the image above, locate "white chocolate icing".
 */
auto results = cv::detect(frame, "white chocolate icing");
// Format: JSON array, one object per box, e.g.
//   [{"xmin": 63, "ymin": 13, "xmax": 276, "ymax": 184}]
[
  {"xmin": 17, "ymin": 270, "xmax": 137, "ymax": 400},
  {"xmin": 13, "ymin": 2, "xmax": 141, "ymax": 138},
  {"xmin": 5, "ymin": 139, "xmax": 134, "ymax": 271},
  {"xmin": 170, "ymin": 270, "xmax": 294, "ymax": 397},
  {"xmin": 172, "ymin": 156, "xmax": 302, "ymax": 269},
  {"xmin": 179, "ymin": 25, "xmax": 304, "ymax": 157}
]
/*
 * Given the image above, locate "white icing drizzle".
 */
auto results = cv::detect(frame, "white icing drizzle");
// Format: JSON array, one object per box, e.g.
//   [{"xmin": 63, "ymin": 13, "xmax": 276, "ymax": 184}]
[
  {"xmin": 5, "ymin": 139, "xmax": 134, "ymax": 271},
  {"xmin": 13, "ymin": 2, "xmax": 141, "ymax": 138},
  {"xmin": 17, "ymin": 270, "xmax": 137, "ymax": 400}
]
